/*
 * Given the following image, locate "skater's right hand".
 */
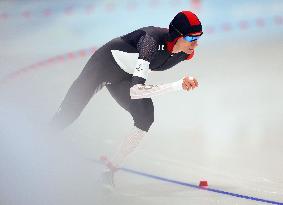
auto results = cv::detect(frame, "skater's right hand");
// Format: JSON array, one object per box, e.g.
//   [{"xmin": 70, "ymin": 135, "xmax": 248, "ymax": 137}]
[{"xmin": 182, "ymin": 76, "xmax": 198, "ymax": 91}]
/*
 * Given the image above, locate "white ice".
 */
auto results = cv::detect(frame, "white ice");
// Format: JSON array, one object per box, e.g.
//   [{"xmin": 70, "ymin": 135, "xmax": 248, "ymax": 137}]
[{"xmin": 0, "ymin": 0, "xmax": 283, "ymax": 204}]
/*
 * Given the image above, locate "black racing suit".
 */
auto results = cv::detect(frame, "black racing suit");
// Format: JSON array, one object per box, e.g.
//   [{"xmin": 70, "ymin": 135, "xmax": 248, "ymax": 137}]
[{"xmin": 51, "ymin": 26, "xmax": 192, "ymax": 132}]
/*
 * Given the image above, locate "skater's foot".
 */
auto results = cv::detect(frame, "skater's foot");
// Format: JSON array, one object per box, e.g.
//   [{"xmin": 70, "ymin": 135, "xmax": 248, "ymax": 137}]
[
  {"xmin": 99, "ymin": 156, "xmax": 118, "ymax": 188},
  {"xmin": 101, "ymin": 169, "xmax": 115, "ymax": 188},
  {"xmin": 100, "ymin": 155, "xmax": 118, "ymax": 172}
]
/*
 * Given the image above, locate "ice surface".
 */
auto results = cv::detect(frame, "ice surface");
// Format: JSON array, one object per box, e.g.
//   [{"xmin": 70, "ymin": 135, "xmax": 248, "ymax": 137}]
[{"xmin": 0, "ymin": 0, "xmax": 283, "ymax": 204}]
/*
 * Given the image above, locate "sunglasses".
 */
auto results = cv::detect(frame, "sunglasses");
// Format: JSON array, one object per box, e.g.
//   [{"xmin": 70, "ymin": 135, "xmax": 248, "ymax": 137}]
[
  {"xmin": 183, "ymin": 35, "xmax": 200, "ymax": 42},
  {"xmin": 170, "ymin": 23, "xmax": 202, "ymax": 42}
]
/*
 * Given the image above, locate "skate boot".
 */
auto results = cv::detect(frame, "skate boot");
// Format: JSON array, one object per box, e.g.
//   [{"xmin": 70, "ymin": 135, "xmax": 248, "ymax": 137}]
[{"xmin": 100, "ymin": 155, "xmax": 118, "ymax": 188}]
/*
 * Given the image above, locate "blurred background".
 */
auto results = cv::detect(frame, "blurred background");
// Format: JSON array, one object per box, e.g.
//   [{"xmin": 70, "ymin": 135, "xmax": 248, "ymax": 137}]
[{"xmin": 0, "ymin": 0, "xmax": 283, "ymax": 204}]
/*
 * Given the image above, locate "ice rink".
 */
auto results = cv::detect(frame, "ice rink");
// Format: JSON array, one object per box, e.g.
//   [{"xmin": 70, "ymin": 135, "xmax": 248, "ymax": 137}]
[{"xmin": 0, "ymin": 0, "xmax": 283, "ymax": 204}]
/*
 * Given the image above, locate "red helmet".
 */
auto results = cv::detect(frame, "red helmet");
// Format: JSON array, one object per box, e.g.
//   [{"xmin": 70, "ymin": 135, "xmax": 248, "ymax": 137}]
[{"xmin": 169, "ymin": 11, "xmax": 203, "ymax": 39}]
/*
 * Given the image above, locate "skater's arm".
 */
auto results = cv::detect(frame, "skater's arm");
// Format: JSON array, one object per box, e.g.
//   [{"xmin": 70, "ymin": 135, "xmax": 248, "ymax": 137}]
[
  {"xmin": 130, "ymin": 79, "xmax": 182, "ymax": 99},
  {"xmin": 130, "ymin": 34, "xmax": 198, "ymax": 99},
  {"xmin": 130, "ymin": 76, "xmax": 198, "ymax": 99}
]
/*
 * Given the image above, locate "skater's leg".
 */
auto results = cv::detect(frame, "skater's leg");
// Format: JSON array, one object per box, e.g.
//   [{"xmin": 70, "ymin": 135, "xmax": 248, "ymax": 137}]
[
  {"xmin": 105, "ymin": 81, "xmax": 154, "ymax": 169},
  {"xmin": 109, "ymin": 126, "xmax": 147, "ymax": 168},
  {"xmin": 50, "ymin": 61, "xmax": 105, "ymax": 132},
  {"xmin": 99, "ymin": 125, "xmax": 147, "ymax": 186}
]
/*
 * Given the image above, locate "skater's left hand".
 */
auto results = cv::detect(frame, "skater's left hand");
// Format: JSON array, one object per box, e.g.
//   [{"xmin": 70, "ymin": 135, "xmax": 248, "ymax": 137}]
[{"xmin": 182, "ymin": 76, "xmax": 199, "ymax": 91}]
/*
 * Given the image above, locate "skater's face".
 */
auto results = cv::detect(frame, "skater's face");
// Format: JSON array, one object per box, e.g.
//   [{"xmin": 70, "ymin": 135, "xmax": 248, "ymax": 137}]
[{"xmin": 172, "ymin": 32, "xmax": 202, "ymax": 55}]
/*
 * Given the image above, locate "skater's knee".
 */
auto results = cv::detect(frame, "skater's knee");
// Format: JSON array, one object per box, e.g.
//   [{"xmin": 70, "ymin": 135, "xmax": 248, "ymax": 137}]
[
  {"xmin": 130, "ymin": 98, "xmax": 154, "ymax": 132},
  {"xmin": 134, "ymin": 114, "xmax": 154, "ymax": 132},
  {"xmin": 131, "ymin": 105, "xmax": 154, "ymax": 132}
]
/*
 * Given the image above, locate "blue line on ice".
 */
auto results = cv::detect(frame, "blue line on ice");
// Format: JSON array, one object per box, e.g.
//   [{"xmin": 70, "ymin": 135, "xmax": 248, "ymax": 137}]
[
  {"xmin": 92, "ymin": 159, "xmax": 282, "ymax": 204},
  {"xmin": 119, "ymin": 167, "xmax": 283, "ymax": 205}
]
